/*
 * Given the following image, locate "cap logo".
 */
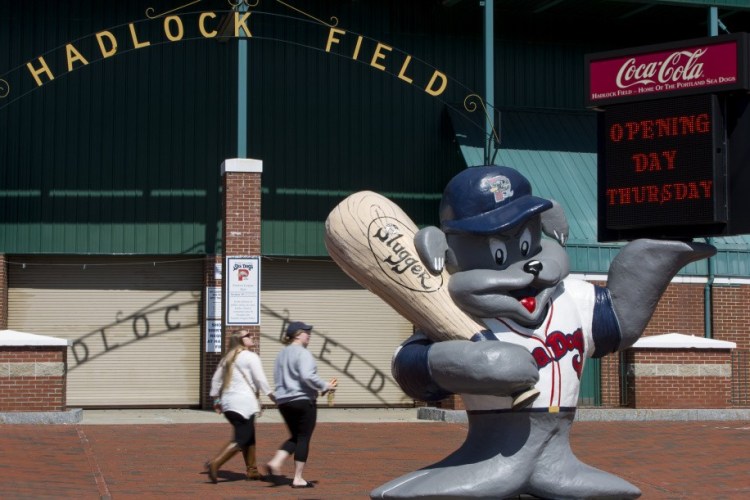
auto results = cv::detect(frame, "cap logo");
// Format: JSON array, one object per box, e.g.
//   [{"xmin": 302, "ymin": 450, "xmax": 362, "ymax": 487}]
[{"xmin": 481, "ymin": 175, "xmax": 514, "ymax": 203}]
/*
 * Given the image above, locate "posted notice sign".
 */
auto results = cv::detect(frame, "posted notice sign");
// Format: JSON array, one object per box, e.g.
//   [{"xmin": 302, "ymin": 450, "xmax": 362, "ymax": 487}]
[
  {"xmin": 205, "ymin": 286, "xmax": 222, "ymax": 353},
  {"xmin": 225, "ymin": 256, "xmax": 261, "ymax": 325}
]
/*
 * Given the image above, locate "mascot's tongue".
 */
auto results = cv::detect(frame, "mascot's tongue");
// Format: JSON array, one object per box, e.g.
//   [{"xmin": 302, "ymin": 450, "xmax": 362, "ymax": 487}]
[{"xmin": 520, "ymin": 297, "xmax": 536, "ymax": 313}]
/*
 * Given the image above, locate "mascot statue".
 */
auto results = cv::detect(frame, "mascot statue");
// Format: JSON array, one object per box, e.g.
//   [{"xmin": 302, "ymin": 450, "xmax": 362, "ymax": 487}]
[{"xmin": 325, "ymin": 165, "xmax": 715, "ymax": 500}]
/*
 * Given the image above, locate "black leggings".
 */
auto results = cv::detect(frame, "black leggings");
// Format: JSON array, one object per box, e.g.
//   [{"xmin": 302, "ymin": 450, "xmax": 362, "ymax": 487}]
[
  {"xmin": 278, "ymin": 399, "xmax": 317, "ymax": 463},
  {"xmin": 223, "ymin": 411, "xmax": 256, "ymax": 449}
]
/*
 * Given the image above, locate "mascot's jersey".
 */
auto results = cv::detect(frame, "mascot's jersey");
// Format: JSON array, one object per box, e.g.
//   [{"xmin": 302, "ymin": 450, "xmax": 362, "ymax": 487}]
[{"xmin": 462, "ymin": 277, "xmax": 618, "ymax": 413}]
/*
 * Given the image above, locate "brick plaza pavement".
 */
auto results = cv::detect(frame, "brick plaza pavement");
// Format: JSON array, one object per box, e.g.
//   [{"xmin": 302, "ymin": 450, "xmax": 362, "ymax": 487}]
[{"xmin": 1, "ymin": 419, "xmax": 749, "ymax": 499}]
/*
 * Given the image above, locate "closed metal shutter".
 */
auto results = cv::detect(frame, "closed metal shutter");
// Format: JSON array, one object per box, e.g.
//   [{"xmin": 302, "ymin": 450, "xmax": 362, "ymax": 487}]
[
  {"xmin": 259, "ymin": 259, "xmax": 413, "ymax": 407},
  {"xmin": 8, "ymin": 255, "xmax": 202, "ymax": 408}
]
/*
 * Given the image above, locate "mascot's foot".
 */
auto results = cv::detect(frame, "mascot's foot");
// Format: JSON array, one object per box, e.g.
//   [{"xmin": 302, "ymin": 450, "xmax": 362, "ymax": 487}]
[
  {"xmin": 372, "ymin": 413, "xmax": 642, "ymax": 499},
  {"xmin": 527, "ymin": 448, "xmax": 642, "ymax": 500},
  {"xmin": 371, "ymin": 464, "xmax": 640, "ymax": 500},
  {"xmin": 370, "ymin": 464, "xmax": 526, "ymax": 499}
]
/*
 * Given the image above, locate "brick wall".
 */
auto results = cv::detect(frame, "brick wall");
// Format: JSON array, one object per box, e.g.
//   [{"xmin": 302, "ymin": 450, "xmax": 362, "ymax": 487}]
[
  {"xmin": 0, "ymin": 346, "xmax": 67, "ymax": 412},
  {"xmin": 0, "ymin": 254, "xmax": 7, "ymax": 330},
  {"xmin": 712, "ymin": 284, "xmax": 750, "ymax": 351},
  {"xmin": 607, "ymin": 281, "xmax": 750, "ymax": 408},
  {"xmin": 643, "ymin": 281, "xmax": 750, "ymax": 351},
  {"xmin": 625, "ymin": 348, "xmax": 732, "ymax": 409},
  {"xmin": 599, "ymin": 353, "xmax": 622, "ymax": 407},
  {"xmin": 610, "ymin": 282, "xmax": 710, "ymax": 409},
  {"xmin": 644, "ymin": 282, "xmax": 749, "ymax": 408},
  {"xmin": 643, "ymin": 283, "xmax": 706, "ymax": 337}
]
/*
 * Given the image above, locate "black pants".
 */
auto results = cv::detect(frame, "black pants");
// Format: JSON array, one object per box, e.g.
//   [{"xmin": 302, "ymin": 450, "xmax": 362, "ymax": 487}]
[
  {"xmin": 278, "ymin": 399, "xmax": 317, "ymax": 463},
  {"xmin": 223, "ymin": 411, "xmax": 256, "ymax": 449}
]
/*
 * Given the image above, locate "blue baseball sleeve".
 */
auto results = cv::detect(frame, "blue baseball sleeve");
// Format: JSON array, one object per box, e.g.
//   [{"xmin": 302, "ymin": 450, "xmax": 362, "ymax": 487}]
[
  {"xmin": 392, "ymin": 335, "xmax": 452, "ymax": 402},
  {"xmin": 591, "ymin": 285, "xmax": 622, "ymax": 358}
]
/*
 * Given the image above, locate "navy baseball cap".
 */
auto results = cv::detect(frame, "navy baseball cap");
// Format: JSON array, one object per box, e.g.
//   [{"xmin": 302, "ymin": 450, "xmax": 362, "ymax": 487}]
[
  {"xmin": 286, "ymin": 321, "xmax": 313, "ymax": 337},
  {"xmin": 439, "ymin": 165, "xmax": 552, "ymax": 235}
]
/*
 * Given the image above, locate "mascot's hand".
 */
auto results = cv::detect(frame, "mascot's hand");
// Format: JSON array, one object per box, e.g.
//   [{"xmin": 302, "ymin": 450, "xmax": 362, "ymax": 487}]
[
  {"xmin": 415, "ymin": 226, "xmax": 454, "ymax": 273},
  {"xmin": 428, "ymin": 340, "xmax": 539, "ymax": 397},
  {"xmin": 608, "ymin": 238, "xmax": 717, "ymax": 350}
]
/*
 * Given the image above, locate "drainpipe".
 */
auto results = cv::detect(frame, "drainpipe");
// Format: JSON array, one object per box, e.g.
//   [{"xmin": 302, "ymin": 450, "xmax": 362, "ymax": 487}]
[
  {"xmin": 703, "ymin": 8, "xmax": 719, "ymax": 339},
  {"xmin": 482, "ymin": 0, "xmax": 494, "ymax": 164},
  {"xmin": 704, "ymin": 237, "xmax": 714, "ymax": 339}
]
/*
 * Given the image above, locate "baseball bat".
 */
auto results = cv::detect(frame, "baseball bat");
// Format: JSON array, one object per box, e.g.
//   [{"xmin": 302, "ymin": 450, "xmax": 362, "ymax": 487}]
[
  {"xmin": 324, "ymin": 190, "xmax": 484, "ymax": 342},
  {"xmin": 325, "ymin": 191, "xmax": 541, "ymax": 409}
]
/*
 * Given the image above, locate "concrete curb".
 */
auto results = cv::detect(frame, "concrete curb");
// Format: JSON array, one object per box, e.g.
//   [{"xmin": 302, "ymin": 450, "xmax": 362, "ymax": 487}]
[
  {"xmin": 417, "ymin": 407, "xmax": 750, "ymax": 423},
  {"xmin": 4, "ymin": 407, "xmax": 750, "ymax": 425},
  {"xmin": 0, "ymin": 408, "xmax": 83, "ymax": 424}
]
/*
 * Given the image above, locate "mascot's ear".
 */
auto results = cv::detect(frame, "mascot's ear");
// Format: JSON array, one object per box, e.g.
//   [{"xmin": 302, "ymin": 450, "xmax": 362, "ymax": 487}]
[
  {"xmin": 541, "ymin": 199, "xmax": 569, "ymax": 247},
  {"xmin": 414, "ymin": 226, "xmax": 455, "ymax": 274}
]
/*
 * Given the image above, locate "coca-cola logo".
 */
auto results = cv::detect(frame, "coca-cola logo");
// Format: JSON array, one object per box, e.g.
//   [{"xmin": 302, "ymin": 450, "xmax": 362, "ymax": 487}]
[{"xmin": 616, "ymin": 48, "xmax": 706, "ymax": 89}]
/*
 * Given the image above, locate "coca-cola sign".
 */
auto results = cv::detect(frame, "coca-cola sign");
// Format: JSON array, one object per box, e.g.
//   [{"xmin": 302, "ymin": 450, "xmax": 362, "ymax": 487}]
[{"xmin": 586, "ymin": 34, "xmax": 748, "ymax": 107}]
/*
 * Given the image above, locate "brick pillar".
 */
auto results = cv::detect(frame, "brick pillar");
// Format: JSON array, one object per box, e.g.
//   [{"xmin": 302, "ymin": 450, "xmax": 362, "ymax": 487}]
[
  {"xmin": 0, "ymin": 333, "xmax": 69, "ymax": 412},
  {"xmin": 0, "ymin": 254, "xmax": 8, "ymax": 330},
  {"xmin": 220, "ymin": 158, "xmax": 263, "ymax": 351}
]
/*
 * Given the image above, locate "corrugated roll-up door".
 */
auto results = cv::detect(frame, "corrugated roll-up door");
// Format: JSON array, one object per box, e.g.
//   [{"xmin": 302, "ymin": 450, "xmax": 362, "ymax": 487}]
[
  {"xmin": 8, "ymin": 255, "xmax": 202, "ymax": 407},
  {"xmin": 259, "ymin": 259, "xmax": 414, "ymax": 407}
]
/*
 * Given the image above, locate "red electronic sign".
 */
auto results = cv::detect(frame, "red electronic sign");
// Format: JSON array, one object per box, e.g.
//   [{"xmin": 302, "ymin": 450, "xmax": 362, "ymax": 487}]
[{"xmin": 597, "ymin": 94, "xmax": 727, "ymax": 241}]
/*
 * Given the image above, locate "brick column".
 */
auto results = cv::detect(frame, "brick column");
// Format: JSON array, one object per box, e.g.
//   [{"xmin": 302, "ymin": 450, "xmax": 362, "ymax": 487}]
[
  {"xmin": 200, "ymin": 159, "xmax": 263, "ymax": 409},
  {"xmin": 0, "ymin": 333, "xmax": 69, "ymax": 412},
  {"xmin": 0, "ymin": 254, "xmax": 8, "ymax": 330},
  {"xmin": 221, "ymin": 158, "xmax": 263, "ymax": 349}
]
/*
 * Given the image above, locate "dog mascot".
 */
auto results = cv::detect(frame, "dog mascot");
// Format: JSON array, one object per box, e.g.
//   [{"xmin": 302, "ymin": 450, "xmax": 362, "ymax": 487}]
[{"xmin": 371, "ymin": 165, "xmax": 715, "ymax": 499}]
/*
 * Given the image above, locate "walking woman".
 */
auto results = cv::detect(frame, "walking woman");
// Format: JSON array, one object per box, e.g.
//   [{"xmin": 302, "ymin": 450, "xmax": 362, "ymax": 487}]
[
  {"xmin": 265, "ymin": 321, "xmax": 337, "ymax": 489},
  {"xmin": 206, "ymin": 329, "xmax": 275, "ymax": 483}
]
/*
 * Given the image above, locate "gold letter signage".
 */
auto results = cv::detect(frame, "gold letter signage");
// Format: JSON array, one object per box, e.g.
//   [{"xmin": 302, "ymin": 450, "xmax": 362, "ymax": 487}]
[{"xmin": 2, "ymin": 2, "xmax": 472, "ymax": 110}]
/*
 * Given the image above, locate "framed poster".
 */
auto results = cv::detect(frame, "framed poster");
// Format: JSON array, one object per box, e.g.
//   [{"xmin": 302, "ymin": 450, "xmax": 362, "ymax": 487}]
[{"xmin": 225, "ymin": 256, "xmax": 261, "ymax": 325}]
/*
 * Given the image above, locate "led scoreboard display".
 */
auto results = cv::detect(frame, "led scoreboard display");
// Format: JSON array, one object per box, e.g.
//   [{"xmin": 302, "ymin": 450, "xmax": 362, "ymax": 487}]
[
  {"xmin": 598, "ymin": 94, "xmax": 726, "ymax": 240},
  {"xmin": 587, "ymin": 33, "xmax": 750, "ymax": 241}
]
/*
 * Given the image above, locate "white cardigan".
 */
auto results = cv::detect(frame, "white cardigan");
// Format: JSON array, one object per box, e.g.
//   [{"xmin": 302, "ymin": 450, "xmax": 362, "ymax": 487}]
[{"xmin": 210, "ymin": 349, "xmax": 273, "ymax": 419}]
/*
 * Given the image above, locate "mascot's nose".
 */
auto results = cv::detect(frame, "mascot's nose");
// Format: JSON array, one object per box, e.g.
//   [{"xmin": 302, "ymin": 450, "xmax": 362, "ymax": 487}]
[{"xmin": 523, "ymin": 260, "xmax": 543, "ymax": 276}]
